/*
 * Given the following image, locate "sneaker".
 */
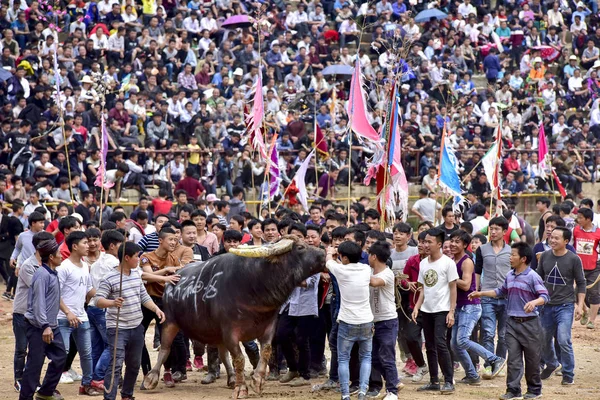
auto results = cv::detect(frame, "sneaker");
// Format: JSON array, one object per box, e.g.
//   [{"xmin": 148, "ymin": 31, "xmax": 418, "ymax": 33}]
[
  {"xmin": 35, "ymin": 393, "xmax": 64, "ymax": 400},
  {"xmin": 587, "ymin": 321, "xmax": 595, "ymax": 329},
  {"xmin": 580, "ymin": 309, "xmax": 589, "ymax": 325},
  {"xmin": 201, "ymin": 373, "xmax": 217, "ymax": 384},
  {"xmin": 383, "ymin": 393, "xmax": 398, "ymax": 400},
  {"xmin": 163, "ymin": 372, "xmax": 175, "ymax": 388},
  {"xmin": 78, "ymin": 385, "xmax": 101, "ymax": 396},
  {"xmin": 266, "ymin": 371, "xmax": 280, "ymax": 381},
  {"xmin": 59, "ymin": 372, "xmax": 74, "ymax": 384},
  {"xmin": 279, "ymin": 371, "xmax": 299, "ymax": 383},
  {"xmin": 412, "ymin": 365, "xmax": 429, "ymax": 382},
  {"xmin": 67, "ymin": 369, "xmax": 82, "ymax": 382},
  {"xmin": 153, "ymin": 342, "xmax": 161, "ymax": 351},
  {"xmin": 499, "ymin": 393, "xmax": 523, "ymax": 400},
  {"xmin": 524, "ymin": 394, "xmax": 543, "ymax": 399},
  {"xmin": 540, "ymin": 365, "xmax": 558, "ymax": 380},
  {"xmin": 554, "ymin": 364, "xmax": 563, "ymax": 376},
  {"xmin": 90, "ymin": 380, "xmax": 104, "ymax": 391},
  {"xmin": 417, "ymin": 382, "xmax": 440, "ymax": 391},
  {"xmin": 311, "ymin": 379, "xmax": 338, "ymax": 392},
  {"xmin": 193, "ymin": 355, "xmax": 204, "ymax": 370},
  {"xmin": 186, "ymin": 360, "xmax": 193, "ymax": 371},
  {"xmin": 403, "ymin": 359, "xmax": 418, "ymax": 376},
  {"xmin": 358, "ymin": 392, "xmax": 367, "ymax": 400},
  {"xmin": 2, "ymin": 292, "xmax": 11, "ymax": 301},
  {"xmin": 440, "ymin": 382, "xmax": 455, "ymax": 394},
  {"xmin": 482, "ymin": 366, "xmax": 493, "ymax": 380},
  {"xmin": 491, "ymin": 358, "xmax": 507, "ymax": 377},
  {"xmin": 347, "ymin": 384, "xmax": 360, "ymax": 395},
  {"xmin": 14, "ymin": 381, "xmax": 21, "ymax": 392},
  {"xmin": 288, "ymin": 377, "xmax": 309, "ymax": 387},
  {"xmin": 561, "ymin": 377, "xmax": 574, "ymax": 385},
  {"xmin": 366, "ymin": 388, "xmax": 382, "ymax": 398},
  {"xmin": 172, "ymin": 371, "xmax": 187, "ymax": 382},
  {"xmin": 459, "ymin": 376, "xmax": 482, "ymax": 385}
]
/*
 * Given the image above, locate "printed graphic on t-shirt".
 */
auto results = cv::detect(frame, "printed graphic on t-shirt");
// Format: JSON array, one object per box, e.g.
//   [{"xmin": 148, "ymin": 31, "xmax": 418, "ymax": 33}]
[
  {"xmin": 546, "ymin": 262, "xmax": 567, "ymax": 286},
  {"xmin": 576, "ymin": 239, "xmax": 595, "ymax": 256},
  {"xmin": 423, "ymin": 269, "xmax": 438, "ymax": 287}
]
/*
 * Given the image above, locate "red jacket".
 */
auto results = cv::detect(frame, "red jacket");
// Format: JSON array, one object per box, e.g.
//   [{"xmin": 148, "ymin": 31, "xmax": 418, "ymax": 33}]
[{"xmin": 403, "ymin": 254, "xmax": 423, "ymax": 310}]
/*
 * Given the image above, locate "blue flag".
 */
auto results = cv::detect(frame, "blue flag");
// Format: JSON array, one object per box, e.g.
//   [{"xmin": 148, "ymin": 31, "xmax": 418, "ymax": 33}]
[{"xmin": 439, "ymin": 138, "xmax": 464, "ymax": 210}]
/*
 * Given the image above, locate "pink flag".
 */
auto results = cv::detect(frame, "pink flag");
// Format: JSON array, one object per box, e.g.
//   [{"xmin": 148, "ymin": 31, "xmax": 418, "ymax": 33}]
[
  {"xmin": 347, "ymin": 60, "xmax": 379, "ymax": 142},
  {"xmin": 538, "ymin": 122, "xmax": 548, "ymax": 179},
  {"xmin": 244, "ymin": 74, "xmax": 268, "ymax": 160}
]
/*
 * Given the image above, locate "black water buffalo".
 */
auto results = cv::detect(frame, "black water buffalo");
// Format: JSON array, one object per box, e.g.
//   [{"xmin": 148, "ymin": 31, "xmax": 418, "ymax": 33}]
[{"xmin": 142, "ymin": 237, "xmax": 326, "ymax": 399}]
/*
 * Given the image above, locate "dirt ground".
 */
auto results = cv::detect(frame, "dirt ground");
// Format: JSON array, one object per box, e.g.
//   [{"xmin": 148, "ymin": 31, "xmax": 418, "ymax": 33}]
[{"xmin": 0, "ymin": 297, "xmax": 599, "ymax": 400}]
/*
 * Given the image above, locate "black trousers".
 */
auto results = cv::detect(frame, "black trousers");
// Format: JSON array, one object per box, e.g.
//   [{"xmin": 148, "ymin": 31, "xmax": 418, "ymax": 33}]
[
  {"xmin": 141, "ymin": 296, "xmax": 186, "ymax": 375},
  {"xmin": 422, "ymin": 311, "xmax": 453, "ymax": 384},
  {"xmin": 404, "ymin": 309, "xmax": 425, "ymax": 367},
  {"xmin": 276, "ymin": 311, "xmax": 316, "ymax": 379},
  {"xmin": 19, "ymin": 323, "xmax": 66, "ymax": 400},
  {"xmin": 309, "ymin": 303, "xmax": 331, "ymax": 373},
  {"xmin": 506, "ymin": 317, "xmax": 542, "ymax": 396}
]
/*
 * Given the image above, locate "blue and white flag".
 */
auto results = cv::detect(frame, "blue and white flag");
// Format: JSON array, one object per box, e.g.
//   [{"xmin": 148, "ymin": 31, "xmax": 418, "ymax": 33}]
[{"xmin": 438, "ymin": 136, "xmax": 465, "ymax": 210}]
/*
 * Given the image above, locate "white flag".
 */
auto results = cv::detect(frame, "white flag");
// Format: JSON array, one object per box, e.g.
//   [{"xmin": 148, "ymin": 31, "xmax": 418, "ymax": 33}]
[{"xmin": 293, "ymin": 150, "xmax": 314, "ymax": 212}]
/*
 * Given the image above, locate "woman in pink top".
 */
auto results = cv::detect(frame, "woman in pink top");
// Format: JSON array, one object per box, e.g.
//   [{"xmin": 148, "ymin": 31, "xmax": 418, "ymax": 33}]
[{"xmin": 192, "ymin": 210, "xmax": 219, "ymax": 255}]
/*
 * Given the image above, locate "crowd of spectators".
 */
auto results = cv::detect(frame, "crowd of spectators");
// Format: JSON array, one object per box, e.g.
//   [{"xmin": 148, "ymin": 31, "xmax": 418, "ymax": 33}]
[{"xmin": 1, "ymin": 0, "xmax": 600, "ymax": 209}]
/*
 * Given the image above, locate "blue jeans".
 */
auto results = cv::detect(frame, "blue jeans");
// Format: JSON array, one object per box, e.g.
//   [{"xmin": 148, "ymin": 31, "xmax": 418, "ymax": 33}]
[
  {"xmin": 541, "ymin": 303, "xmax": 575, "ymax": 380},
  {"xmin": 58, "ymin": 319, "xmax": 93, "ymax": 386},
  {"xmin": 104, "ymin": 324, "xmax": 145, "ymax": 400},
  {"xmin": 372, "ymin": 319, "xmax": 400, "ymax": 394},
  {"xmin": 451, "ymin": 304, "xmax": 501, "ymax": 379},
  {"xmin": 480, "ymin": 297, "xmax": 508, "ymax": 367},
  {"xmin": 13, "ymin": 313, "xmax": 28, "ymax": 383},
  {"xmin": 87, "ymin": 306, "xmax": 110, "ymax": 381},
  {"xmin": 337, "ymin": 321, "xmax": 373, "ymax": 397}
]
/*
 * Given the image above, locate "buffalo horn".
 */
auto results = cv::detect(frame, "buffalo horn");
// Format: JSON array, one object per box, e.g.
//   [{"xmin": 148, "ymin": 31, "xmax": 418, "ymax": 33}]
[{"xmin": 229, "ymin": 239, "xmax": 294, "ymax": 258}]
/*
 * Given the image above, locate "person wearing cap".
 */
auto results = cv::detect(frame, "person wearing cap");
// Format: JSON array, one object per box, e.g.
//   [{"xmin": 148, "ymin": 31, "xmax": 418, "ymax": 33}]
[
  {"xmin": 19, "ymin": 238, "xmax": 66, "ymax": 400},
  {"xmin": 573, "ymin": 1, "xmax": 592, "ymax": 24},
  {"xmin": 528, "ymin": 57, "xmax": 545, "ymax": 83}
]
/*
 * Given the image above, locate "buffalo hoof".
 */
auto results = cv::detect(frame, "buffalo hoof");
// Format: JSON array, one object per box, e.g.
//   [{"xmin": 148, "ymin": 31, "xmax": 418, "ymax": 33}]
[
  {"xmin": 141, "ymin": 371, "xmax": 159, "ymax": 390},
  {"xmin": 227, "ymin": 375, "xmax": 236, "ymax": 388},
  {"xmin": 251, "ymin": 374, "xmax": 265, "ymax": 395},
  {"xmin": 232, "ymin": 384, "xmax": 248, "ymax": 399}
]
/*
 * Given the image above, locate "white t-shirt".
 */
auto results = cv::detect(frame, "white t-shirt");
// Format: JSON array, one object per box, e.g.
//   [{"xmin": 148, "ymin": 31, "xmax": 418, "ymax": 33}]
[
  {"xmin": 417, "ymin": 254, "xmax": 459, "ymax": 313},
  {"xmin": 370, "ymin": 268, "xmax": 397, "ymax": 322},
  {"xmin": 57, "ymin": 258, "xmax": 93, "ymax": 321},
  {"xmin": 327, "ymin": 260, "xmax": 373, "ymax": 325}
]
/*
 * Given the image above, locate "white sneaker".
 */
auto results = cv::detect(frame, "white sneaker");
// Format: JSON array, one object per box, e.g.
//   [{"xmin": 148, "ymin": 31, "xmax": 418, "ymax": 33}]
[
  {"xmin": 67, "ymin": 369, "xmax": 82, "ymax": 381},
  {"xmin": 411, "ymin": 365, "xmax": 429, "ymax": 382},
  {"xmin": 60, "ymin": 372, "xmax": 74, "ymax": 384},
  {"xmin": 383, "ymin": 392, "xmax": 398, "ymax": 400}
]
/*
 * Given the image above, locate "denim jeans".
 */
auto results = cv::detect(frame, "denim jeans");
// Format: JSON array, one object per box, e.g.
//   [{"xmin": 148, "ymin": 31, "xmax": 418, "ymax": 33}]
[
  {"xmin": 58, "ymin": 319, "xmax": 93, "ymax": 386},
  {"xmin": 104, "ymin": 324, "xmax": 145, "ymax": 400},
  {"xmin": 541, "ymin": 303, "xmax": 575, "ymax": 380},
  {"xmin": 371, "ymin": 319, "xmax": 400, "ymax": 394},
  {"xmin": 13, "ymin": 313, "xmax": 28, "ymax": 383},
  {"xmin": 451, "ymin": 304, "xmax": 501, "ymax": 379},
  {"xmin": 87, "ymin": 306, "xmax": 110, "ymax": 381},
  {"xmin": 480, "ymin": 297, "xmax": 508, "ymax": 367},
  {"xmin": 337, "ymin": 321, "xmax": 373, "ymax": 397}
]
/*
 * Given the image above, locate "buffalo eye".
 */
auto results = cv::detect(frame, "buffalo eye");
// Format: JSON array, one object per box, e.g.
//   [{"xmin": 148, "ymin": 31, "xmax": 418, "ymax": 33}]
[{"xmin": 296, "ymin": 244, "xmax": 305, "ymax": 250}]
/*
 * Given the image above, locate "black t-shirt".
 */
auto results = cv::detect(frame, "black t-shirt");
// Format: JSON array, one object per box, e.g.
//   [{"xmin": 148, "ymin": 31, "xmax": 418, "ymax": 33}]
[
  {"xmin": 436, "ymin": 223, "xmax": 459, "ymax": 239},
  {"xmin": 6, "ymin": 131, "xmax": 30, "ymax": 154}
]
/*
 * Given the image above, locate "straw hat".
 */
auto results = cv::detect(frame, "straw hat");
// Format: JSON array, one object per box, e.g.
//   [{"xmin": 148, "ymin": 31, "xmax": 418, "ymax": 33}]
[
  {"xmin": 532, "ymin": 57, "xmax": 543, "ymax": 64},
  {"xmin": 80, "ymin": 75, "xmax": 93, "ymax": 84}
]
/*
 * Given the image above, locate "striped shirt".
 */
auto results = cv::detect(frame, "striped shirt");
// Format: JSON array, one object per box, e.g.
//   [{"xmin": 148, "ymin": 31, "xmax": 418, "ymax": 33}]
[
  {"xmin": 138, "ymin": 232, "xmax": 159, "ymax": 253},
  {"xmin": 495, "ymin": 267, "xmax": 549, "ymax": 318},
  {"xmin": 96, "ymin": 268, "xmax": 152, "ymax": 329}
]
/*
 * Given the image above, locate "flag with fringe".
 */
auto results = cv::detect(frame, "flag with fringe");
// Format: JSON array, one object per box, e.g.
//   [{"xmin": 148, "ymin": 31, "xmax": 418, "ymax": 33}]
[
  {"xmin": 293, "ymin": 149, "xmax": 314, "ymax": 212},
  {"xmin": 347, "ymin": 59, "xmax": 380, "ymax": 143},
  {"xmin": 481, "ymin": 124, "xmax": 502, "ymax": 200},
  {"xmin": 244, "ymin": 73, "xmax": 268, "ymax": 160},
  {"xmin": 538, "ymin": 122, "xmax": 548, "ymax": 179},
  {"xmin": 94, "ymin": 115, "xmax": 114, "ymax": 190},
  {"xmin": 438, "ymin": 128, "xmax": 465, "ymax": 211}
]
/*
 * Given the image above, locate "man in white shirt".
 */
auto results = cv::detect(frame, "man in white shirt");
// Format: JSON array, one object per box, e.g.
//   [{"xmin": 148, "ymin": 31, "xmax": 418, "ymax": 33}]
[
  {"xmin": 326, "ymin": 241, "xmax": 373, "ymax": 400},
  {"xmin": 411, "ymin": 228, "xmax": 458, "ymax": 394},
  {"xmin": 367, "ymin": 240, "xmax": 402, "ymax": 400},
  {"xmin": 107, "ymin": 26, "xmax": 125, "ymax": 65},
  {"xmin": 87, "ymin": 230, "xmax": 125, "ymax": 386},
  {"xmin": 183, "ymin": 13, "xmax": 201, "ymax": 35},
  {"xmin": 57, "ymin": 231, "xmax": 100, "ymax": 395},
  {"xmin": 412, "ymin": 188, "xmax": 440, "ymax": 222},
  {"xmin": 458, "ymin": 0, "xmax": 477, "ymax": 17}
]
